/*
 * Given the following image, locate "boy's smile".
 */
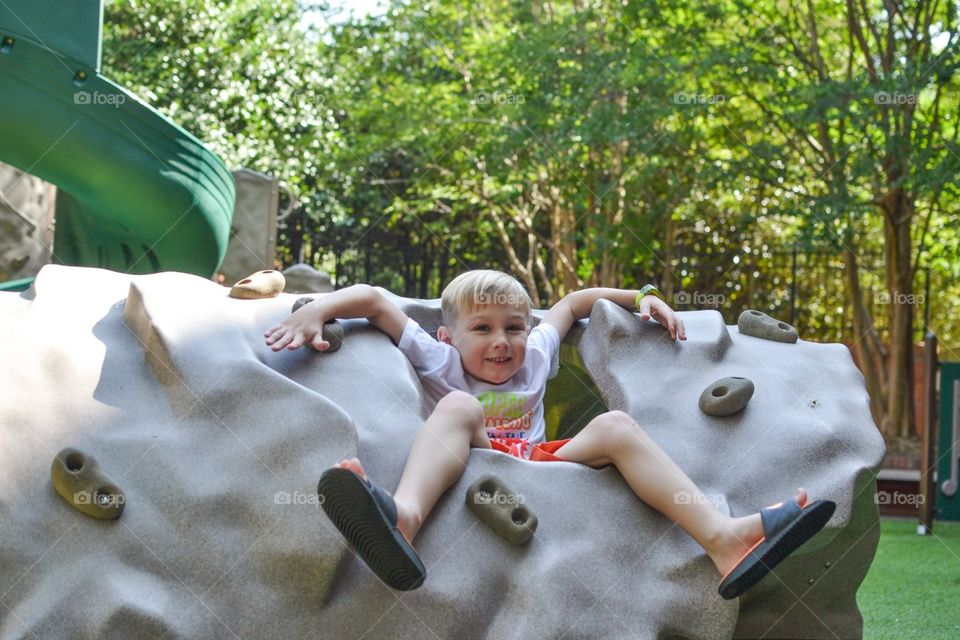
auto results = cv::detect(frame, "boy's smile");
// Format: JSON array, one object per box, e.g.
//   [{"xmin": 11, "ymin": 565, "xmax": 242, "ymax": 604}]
[{"xmin": 438, "ymin": 304, "xmax": 528, "ymax": 385}]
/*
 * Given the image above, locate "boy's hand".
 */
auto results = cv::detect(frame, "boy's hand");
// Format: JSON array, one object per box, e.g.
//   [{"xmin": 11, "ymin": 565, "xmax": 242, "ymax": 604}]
[
  {"xmin": 637, "ymin": 295, "xmax": 687, "ymax": 341},
  {"xmin": 264, "ymin": 300, "xmax": 330, "ymax": 351}
]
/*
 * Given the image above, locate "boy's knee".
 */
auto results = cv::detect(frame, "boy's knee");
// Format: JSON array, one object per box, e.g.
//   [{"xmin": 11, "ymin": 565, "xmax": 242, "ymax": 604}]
[
  {"xmin": 435, "ymin": 390, "xmax": 484, "ymax": 424},
  {"xmin": 597, "ymin": 410, "xmax": 645, "ymax": 447},
  {"xmin": 602, "ymin": 410, "xmax": 637, "ymax": 430}
]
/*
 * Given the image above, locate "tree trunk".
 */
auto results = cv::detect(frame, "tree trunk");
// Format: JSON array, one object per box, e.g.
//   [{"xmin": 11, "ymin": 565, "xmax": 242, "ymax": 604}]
[
  {"xmin": 881, "ymin": 186, "xmax": 916, "ymax": 437},
  {"xmin": 843, "ymin": 242, "xmax": 886, "ymax": 427},
  {"xmin": 546, "ymin": 180, "xmax": 580, "ymax": 297}
]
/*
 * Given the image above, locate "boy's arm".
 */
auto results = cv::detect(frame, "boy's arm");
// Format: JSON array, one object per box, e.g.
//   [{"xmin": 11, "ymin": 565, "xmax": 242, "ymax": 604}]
[
  {"xmin": 264, "ymin": 284, "xmax": 408, "ymax": 351},
  {"xmin": 540, "ymin": 287, "xmax": 687, "ymax": 341}
]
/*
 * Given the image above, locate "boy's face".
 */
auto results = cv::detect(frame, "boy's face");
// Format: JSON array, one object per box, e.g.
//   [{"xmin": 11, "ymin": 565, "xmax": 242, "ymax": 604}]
[{"xmin": 438, "ymin": 303, "xmax": 528, "ymax": 385}]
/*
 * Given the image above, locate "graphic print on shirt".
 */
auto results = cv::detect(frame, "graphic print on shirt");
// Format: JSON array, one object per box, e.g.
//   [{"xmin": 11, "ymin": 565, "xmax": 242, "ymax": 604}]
[
  {"xmin": 476, "ymin": 390, "xmax": 533, "ymax": 440},
  {"xmin": 397, "ymin": 317, "xmax": 561, "ymax": 456}
]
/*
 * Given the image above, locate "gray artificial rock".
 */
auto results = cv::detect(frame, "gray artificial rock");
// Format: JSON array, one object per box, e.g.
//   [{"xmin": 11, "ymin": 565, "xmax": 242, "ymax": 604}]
[
  {"xmin": 737, "ymin": 309, "xmax": 799, "ymax": 343},
  {"xmin": 0, "ymin": 266, "xmax": 884, "ymax": 640},
  {"xmin": 0, "ymin": 161, "xmax": 55, "ymax": 281},
  {"xmin": 699, "ymin": 377, "xmax": 755, "ymax": 416},
  {"xmin": 282, "ymin": 263, "xmax": 334, "ymax": 294}
]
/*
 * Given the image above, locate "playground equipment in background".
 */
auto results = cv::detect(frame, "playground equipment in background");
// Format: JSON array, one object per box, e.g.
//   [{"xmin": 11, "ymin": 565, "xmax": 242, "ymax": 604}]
[
  {"xmin": 911, "ymin": 332, "xmax": 959, "ymax": 531},
  {"xmin": 0, "ymin": 0, "xmax": 235, "ymax": 291},
  {"xmin": 934, "ymin": 345, "xmax": 960, "ymax": 523}
]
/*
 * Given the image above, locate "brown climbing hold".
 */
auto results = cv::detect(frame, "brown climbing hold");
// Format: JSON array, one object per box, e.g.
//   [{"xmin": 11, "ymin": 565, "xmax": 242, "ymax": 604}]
[
  {"xmin": 230, "ymin": 270, "xmax": 285, "ymax": 299},
  {"xmin": 50, "ymin": 447, "xmax": 125, "ymax": 520},
  {"xmin": 291, "ymin": 297, "xmax": 344, "ymax": 352},
  {"xmin": 466, "ymin": 475, "xmax": 537, "ymax": 546}
]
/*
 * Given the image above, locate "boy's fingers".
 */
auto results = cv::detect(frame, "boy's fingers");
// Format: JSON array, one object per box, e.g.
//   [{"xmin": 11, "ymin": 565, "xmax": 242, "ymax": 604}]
[{"xmin": 638, "ymin": 297, "xmax": 652, "ymax": 316}]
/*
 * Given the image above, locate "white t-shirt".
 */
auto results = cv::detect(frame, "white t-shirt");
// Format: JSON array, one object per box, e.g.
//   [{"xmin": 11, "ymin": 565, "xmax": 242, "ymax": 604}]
[{"xmin": 397, "ymin": 318, "xmax": 561, "ymax": 455}]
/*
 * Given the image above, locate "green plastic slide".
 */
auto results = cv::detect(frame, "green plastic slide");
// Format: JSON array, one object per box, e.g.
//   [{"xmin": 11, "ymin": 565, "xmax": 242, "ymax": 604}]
[{"xmin": 0, "ymin": 0, "xmax": 235, "ymax": 291}]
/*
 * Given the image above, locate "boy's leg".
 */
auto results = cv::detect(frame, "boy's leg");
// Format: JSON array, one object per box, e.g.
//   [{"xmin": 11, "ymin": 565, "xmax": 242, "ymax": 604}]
[
  {"xmin": 388, "ymin": 390, "xmax": 489, "ymax": 541},
  {"xmin": 552, "ymin": 411, "xmax": 783, "ymax": 576}
]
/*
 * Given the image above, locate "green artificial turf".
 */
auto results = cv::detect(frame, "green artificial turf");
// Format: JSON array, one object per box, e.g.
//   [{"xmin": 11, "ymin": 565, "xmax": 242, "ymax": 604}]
[{"xmin": 857, "ymin": 518, "xmax": 960, "ymax": 639}]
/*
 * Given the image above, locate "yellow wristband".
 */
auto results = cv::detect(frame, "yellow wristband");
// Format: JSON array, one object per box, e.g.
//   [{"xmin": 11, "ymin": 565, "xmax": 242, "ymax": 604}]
[{"xmin": 635, "ymin": 285, "xmax": 664, "ymax": 310}]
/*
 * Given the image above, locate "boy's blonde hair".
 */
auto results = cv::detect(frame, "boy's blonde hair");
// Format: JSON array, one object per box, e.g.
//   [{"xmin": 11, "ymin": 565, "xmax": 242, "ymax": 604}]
[{"xmin": 441, "ymin": 270, "xmax": 532, "ymax": 328}]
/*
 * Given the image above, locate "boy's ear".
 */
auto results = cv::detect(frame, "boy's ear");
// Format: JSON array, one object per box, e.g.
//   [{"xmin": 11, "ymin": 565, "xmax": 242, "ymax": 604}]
[{"xmin": 437, "ymin": 325, "xmax": 453, "ymax": 344}]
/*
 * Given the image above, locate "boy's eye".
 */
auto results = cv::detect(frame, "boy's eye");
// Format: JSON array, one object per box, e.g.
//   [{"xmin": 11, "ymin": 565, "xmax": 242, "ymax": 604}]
[
  {"xmin": 473, "ymin": 325, "xmax": 489, "ymax": 331},
  {"xmin": 508, "ymin": 325, "xmax": 524, "ymax": 332}
]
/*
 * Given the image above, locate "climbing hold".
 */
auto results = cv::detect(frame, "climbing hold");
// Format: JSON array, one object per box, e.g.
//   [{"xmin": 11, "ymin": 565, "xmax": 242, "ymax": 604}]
[
  {"xmin": 291, "ymin": 296, "xmax": 314, "ymax": 314},
  {"xmin": 466, "ymin": 475, "xmax": 537, "ymax": 546},
  {"xmin": 230, "ymin": 270, "xmax": 285, "ymax": 299},
  {"xmin": 291, "ymin": 297, "xmax": 343, "ymax": 352},
  {"xmin": 737, "ymin": 310, "xmax": 799, "ymax": 343},
  {"xmin": 699, "ymin": 376, "xmax": 755, "ymax": 416},
  {"xmin": 50, "ymin": 447, "xmax": 125, "ymax": 520}
]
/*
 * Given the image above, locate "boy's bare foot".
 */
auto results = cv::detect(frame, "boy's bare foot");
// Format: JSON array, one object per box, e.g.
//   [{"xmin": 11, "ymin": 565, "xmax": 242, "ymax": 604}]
[
  {"xmin": 331, "ymin": 458, "xmax": 422, "ymax": 543},
  {"xmin": 711, "ymin": 488, "xmax": 808, "ymax": 577}
]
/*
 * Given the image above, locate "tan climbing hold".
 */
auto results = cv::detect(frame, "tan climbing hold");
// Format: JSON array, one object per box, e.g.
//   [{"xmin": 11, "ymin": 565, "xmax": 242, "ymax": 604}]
[
  {"xmin": 51, "ymin": 447, "xmax": 125, "ymax": 520},
  {"xmin": 230, "ymin": 270, "xmax": 285, "ymax": 299}
]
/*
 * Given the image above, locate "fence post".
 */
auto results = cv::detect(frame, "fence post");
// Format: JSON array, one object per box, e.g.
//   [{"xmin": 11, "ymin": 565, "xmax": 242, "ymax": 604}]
[
  {"xmin": 919, "ymin": 331, "xmax": 938, "ymax": 534},
  {"xmin": 790, "ymin": 243, "xmax": 798, "ymax": 326}
]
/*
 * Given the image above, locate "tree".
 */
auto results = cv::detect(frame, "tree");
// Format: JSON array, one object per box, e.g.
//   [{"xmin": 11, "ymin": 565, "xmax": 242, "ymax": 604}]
[{"xmin": 709, "ymin": 0, "xmax": 959, "ymax": 437}]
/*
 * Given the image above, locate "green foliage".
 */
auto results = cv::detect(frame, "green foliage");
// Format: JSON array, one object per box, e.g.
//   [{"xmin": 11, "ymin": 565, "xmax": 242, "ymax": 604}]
[
  {"xmin": 103, "ymin": 0, "xmax": 343, "ymax": 210},
  {"xmin": 101, "ymin": 0, "xmax": 959, "ymax": 348}
]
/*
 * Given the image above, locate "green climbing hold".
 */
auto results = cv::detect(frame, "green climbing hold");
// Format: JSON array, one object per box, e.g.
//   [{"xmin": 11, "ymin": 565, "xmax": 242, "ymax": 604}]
[
  {"xmin": 466, "ymin": 475, "xmax": 537, "ymax": 546},
  {"xmin": 50, "ymin": 447, "xmax": 125, "ymax": 520}
]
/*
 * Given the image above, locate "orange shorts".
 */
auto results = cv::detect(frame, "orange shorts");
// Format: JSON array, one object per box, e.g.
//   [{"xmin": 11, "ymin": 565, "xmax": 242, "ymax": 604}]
[{"xmin": 489, "ymin": 437, "xmax": 571, "ymax": 462}]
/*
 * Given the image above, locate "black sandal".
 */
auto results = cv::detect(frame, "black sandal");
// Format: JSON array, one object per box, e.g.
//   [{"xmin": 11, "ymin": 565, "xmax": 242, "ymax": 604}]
[
  {"xmin": 718, "ymin": 497, "xmax": 836, "ymax": 599},
  {"xmin": 317, "ymin": 467, "xmax": 426, "ymax": 591}
]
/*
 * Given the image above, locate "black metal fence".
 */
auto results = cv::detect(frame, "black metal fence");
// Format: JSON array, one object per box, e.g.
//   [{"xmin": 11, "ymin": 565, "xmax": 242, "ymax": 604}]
[{"xmin": 665, "ymin": 244, "xmax": 931, "ymax": 345}]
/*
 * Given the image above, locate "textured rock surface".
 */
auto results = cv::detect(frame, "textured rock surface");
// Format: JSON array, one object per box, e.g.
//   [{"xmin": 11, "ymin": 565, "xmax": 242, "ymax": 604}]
[
  {"xmin": 0, "ymin": 161, "xmax": 55, "ymax": 281},
  {"xmin": 282, "ymin": 263, "xmax": 334, "ymax": 294},
  {"xmin": 0, "ymin": 266, "xmax": 885, "ymax": 640}
]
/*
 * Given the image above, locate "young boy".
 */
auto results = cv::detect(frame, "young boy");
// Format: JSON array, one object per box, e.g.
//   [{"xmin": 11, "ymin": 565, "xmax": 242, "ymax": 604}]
[{"xmin": 264, "ymin": 270, "xmax": 834, "ymax": 599}]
